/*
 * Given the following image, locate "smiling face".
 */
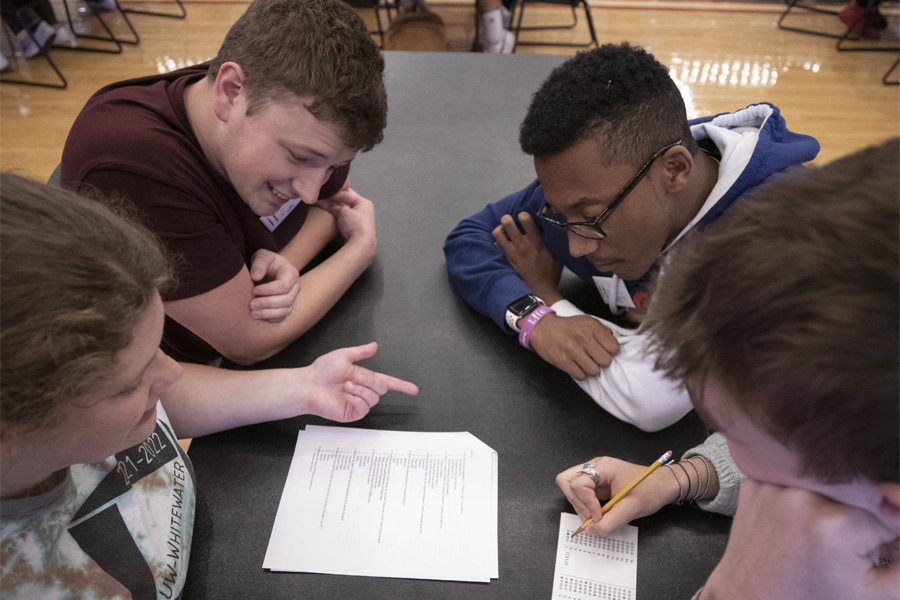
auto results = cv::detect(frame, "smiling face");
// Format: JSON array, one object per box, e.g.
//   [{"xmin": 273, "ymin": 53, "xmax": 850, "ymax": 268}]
[
  {"xmin": 218, "ymin": 94, "xmax": 357, "ymax": 216},
  {"xmin": 533, "ymin": 138, "xmax": 677, "ymax": 281},
  {"xmin": 41, "ymin": 294, "xmax": 183, "ymax": 466}
]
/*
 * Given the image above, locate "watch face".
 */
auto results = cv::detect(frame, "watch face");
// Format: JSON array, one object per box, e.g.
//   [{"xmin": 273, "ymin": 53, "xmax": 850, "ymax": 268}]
[{"xmin": 510, "ymin": 294, "xmax": 541, "ymax": 316}]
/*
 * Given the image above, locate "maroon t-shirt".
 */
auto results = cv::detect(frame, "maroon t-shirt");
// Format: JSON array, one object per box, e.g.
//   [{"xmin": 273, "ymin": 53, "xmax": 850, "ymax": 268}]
[{"xmin": 61, "ymin": 64, "xmax": 349, "ymax": 363}]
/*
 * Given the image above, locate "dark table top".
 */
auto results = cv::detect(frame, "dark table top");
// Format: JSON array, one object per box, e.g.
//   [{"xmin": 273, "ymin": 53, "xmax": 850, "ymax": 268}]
[{"xmin": 184, "ymin": 51, "xmax": 730, "ymax": 600}]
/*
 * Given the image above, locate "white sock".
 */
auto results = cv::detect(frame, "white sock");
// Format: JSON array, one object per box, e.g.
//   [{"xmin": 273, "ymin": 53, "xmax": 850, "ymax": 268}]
[{"xmin": 482, "ymin": 9, "xmax": 504, "ymax": 45}]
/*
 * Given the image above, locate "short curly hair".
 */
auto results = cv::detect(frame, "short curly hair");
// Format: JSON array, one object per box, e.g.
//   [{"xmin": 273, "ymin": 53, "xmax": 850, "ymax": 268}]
[{"xmin": 519, "ymin": 43, "xmax": 696, "ymax": 165}]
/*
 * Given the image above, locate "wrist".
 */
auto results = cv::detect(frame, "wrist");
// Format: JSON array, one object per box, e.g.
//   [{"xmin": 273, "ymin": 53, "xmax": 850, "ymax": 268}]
[
  {"xmin": 343, "ymin": 234, "xmax": 377, "ymax": 262},
  {"xmin": 519, "ymin": 305, "xmax": 555, "ymax": 350},
  {"xmin": 651, "ymin": 466, "xmax": 683, "ymax": 506},
  {"xmin": 533, "ymin": 288, "xmax": 564, "ymax": 305},
  {"xmin": 505, "ymin": 294, "xmax": 545, "ymax": 332}
]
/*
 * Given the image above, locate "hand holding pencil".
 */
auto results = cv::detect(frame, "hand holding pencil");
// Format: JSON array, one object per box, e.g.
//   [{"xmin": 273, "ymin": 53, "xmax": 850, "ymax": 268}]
[{"xmin": 555, "ymin": 451, "xmax": 684, "ymax": 538}]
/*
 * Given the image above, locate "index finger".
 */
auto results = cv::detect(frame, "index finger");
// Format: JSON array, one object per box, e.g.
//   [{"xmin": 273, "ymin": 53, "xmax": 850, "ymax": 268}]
[
  {"xmin": 360, "ymin": 370, "xmax": 420, "ymax": 396},
  {"xmin": 517, "ymin": 211, "xmax": 540, "ymax": 237}
]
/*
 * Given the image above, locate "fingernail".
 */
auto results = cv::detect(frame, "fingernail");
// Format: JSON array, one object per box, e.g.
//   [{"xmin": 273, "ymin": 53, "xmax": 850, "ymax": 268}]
[
  {"xmin": 250, "ymin": 300, "xmax": 260, "ymax": 309},
  {"xmin": 251, "ymin": 311, "xmax": 261, "ymax": 318}
]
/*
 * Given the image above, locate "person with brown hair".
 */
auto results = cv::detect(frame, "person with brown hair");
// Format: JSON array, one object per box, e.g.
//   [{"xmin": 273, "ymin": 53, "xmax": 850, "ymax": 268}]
[
  {"xmin": 555, "ymin": 139, "xmax": 899, "ymax": 599},
  {"xmin": 61, "ymin": 0, "xmax": 388, "ymax": 366},
  {"xmin": 0, "ymin": 173, "xmax": 418, "ymax": 598}
]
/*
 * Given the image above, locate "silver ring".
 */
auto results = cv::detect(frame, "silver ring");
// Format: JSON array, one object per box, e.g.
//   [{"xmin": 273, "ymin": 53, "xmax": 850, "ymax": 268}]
[{"xmin": 577, "ymin": 463, "xmax": 601, "ymax": 483}]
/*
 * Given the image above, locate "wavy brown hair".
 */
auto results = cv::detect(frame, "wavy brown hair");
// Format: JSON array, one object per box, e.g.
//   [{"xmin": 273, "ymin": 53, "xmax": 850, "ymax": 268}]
[
  {"xmin": 207, "ymin": 0, "xmax": 387, "ymax": 152},
  {"xmin": 646, "ymin": 139, "xmax": 899, "ymax": 484},
  {"xmin": 1, "ymin": 173, "xmax": 173, "ymax": 433}
]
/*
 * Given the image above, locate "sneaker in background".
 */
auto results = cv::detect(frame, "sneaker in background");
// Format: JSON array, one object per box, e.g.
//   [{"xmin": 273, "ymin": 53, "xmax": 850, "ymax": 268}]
[{"xmin": 15, "ymin": 19, "xmax": 56, "ymax": 58}]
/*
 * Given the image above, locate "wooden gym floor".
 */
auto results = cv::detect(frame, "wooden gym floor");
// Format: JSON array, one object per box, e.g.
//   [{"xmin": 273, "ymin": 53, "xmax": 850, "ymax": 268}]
[
  {"xmin": 0, "ymin": 1, "xmax": 896, "ymax": 453},
  {"xmin": 1, "ymin": 0, "xmax": 898, "ymax": 182}
]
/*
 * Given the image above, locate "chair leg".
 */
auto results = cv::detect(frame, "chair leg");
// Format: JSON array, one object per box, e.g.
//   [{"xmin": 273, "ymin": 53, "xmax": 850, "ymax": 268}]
[
  {"xmin": 0, "ymin": 22, "xmax": 67, "ymax": 89},
  {"xmin": 836, "ymin": 0, "xmax": 898, "ymax": 52},
  {"xmin": 777, "ymin": 0, "xmax": 845, "ymax": 39},
  {"xmin": 369, "ymin": 2, "xmax": 385, "ymax": 48},
  {"xmin": 581, "ymin": 0, "xmax": 598, "ymax": 47},
  {"xmin": 120, "ymin": 0, "xmax": 186, "ymax": 20},
  {"xmin": 51, "ymin": 0, "xmax": 133, "ymax": 53},
  {"xmin": 512, "ymin": 0, "xmax": 597, "ymax": 49},
  {"xmin": 884, "ymin": 57, "xmax": 899, "ymax": 85},
  {"xmin": 514, "ymin": 0, "xmax": 578, "ymax": 33}
]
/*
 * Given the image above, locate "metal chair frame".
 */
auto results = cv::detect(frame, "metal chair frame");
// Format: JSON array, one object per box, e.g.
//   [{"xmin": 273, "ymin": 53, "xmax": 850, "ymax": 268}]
[
  {"xmin": 884, "ymin": 56, "xmax": 899, "ymax": 84},
  {"xmin": 510, "ymin": 0, "xmax": 598, "ymax": 51},
  {"xmin": 777, "ymin": 0, "xmax": 846, "ymax": 39},
  {"xmin": 364, "ymin": 0, "xmax": 400, "ymax": 48},
  {"xmin": 120, "ymin": 0, "xmax": 186, "ymax": 20},
  {"xmin": 835, "ymin": 0, "xmax": 898, "ymax": 51},
  {"xmin": 51, "ymin": 0, "xmax": 139, "ymax": 54},
  {"xmin": 0, "ymin": 19, "xmax": 67, "ymax": 89}
]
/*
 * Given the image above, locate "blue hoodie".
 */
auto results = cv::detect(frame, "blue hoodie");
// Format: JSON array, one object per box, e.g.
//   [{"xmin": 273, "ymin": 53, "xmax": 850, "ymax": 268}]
[{"xmin": 443, "ymin": 103, "xmax": 819, "ymax": 431}]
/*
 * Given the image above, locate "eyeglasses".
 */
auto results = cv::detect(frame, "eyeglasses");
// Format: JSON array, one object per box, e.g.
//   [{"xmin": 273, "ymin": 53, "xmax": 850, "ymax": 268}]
[{"xmin": 536, "ymin": 140, "xmax": 683, "ymax": 241}]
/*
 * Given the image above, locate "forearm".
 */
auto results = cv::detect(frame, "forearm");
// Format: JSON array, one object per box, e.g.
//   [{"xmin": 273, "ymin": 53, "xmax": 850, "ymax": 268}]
[
  {"xmin": 682, "ymin": 433, "xmax": 744, "ymax": 516},
  {"xmin": 444, "ymin": 181, "xmax": 550, "ymax": 329},
  {"xmin": 569, "ymin": 317, "xmax": 692, "ymax": 431},
  {"xmin": 161, "ymin": 363, "xmax": 306, "ymax": 438},
  {"xmin": 553, "ymin": 301, "xmax": 691, "ymax": 430},
  {"xmin": 240, "ymin": 238, "xmax": 375, "ymax": 362},
  {"xmin": 279, "ymin": 206, "xmax": 339, "ymax": 272}
]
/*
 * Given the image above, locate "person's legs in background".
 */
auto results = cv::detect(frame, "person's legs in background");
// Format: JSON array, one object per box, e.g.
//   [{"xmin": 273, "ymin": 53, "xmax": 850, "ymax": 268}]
[{"xmin": 479, "ymin": 0, "xmax": 513, "ymax": 53}]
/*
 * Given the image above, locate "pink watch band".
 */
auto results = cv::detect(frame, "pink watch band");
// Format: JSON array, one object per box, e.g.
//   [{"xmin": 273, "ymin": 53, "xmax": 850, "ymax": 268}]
[{"xmin": 518, "ymin": 305, "xmax": 554, "ymax": 350}]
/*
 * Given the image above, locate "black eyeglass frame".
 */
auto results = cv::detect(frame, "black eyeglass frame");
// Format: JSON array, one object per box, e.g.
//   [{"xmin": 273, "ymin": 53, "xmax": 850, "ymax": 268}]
[{"xmin": 536, "ymin": 139, "xmax": 683, "ymax": 240}]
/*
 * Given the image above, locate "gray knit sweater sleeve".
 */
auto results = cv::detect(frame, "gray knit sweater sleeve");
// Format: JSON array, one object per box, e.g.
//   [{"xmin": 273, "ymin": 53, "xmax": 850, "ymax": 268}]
[{"xmin": 681, "ymin": 432, "xmax": 745, "ymax": 516}]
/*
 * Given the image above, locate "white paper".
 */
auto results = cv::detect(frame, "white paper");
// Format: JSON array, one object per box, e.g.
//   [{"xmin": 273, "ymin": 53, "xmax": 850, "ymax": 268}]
[
  {"xmin": 263, "ymin": 426, "xmax": 498, "ymax": 583},
  {"xmin": 551, "ymin": 513, "xmax": 638, "ymax": 600}
]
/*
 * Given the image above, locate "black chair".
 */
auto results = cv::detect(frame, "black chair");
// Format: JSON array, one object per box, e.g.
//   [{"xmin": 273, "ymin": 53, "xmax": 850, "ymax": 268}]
[
  {"xmin": 119, "ymin": 0, "xmax": 185, "ymax": 21},
  {"xmin": 510, "ymin": 0, "xmax": 598, "ymax": 51},
  {"xmin": 53, "ymin": 0, "xmax": 138, "ymax": 53},
  {"xmin": 777, "ymin": 0, "xmax": 846, "ymax": 39},
  {"xmin": 0, "ymin": 18, "xmax": 67, "ymax": 88}
]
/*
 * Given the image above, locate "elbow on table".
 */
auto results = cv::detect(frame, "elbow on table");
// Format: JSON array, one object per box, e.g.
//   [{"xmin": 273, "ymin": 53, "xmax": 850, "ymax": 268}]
[
  {"xmin": 581, "ymin": 385, "xmax": 692, "ymax": 433},
  {"xmin": 217, "ymin": 339, "xmax": 285, "ymax": 366}
]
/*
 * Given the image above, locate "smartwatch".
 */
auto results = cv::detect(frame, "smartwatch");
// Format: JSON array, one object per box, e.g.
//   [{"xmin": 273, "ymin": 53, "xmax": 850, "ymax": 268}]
[{"xmin": 505, "ymin": 294, "xmax": 545, "ymax": 332}]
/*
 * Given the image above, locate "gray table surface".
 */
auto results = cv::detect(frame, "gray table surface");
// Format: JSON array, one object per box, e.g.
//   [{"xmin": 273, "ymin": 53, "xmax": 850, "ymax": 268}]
[{"xmin": 183, "ymin": 51, "xmax": 730, "ymax": 600}]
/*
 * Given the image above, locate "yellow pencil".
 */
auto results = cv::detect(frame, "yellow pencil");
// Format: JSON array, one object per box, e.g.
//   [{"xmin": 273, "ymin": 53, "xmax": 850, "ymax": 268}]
[{"xmin": 571, "ymin": 450, "xmax": 673, "ymax": 538}]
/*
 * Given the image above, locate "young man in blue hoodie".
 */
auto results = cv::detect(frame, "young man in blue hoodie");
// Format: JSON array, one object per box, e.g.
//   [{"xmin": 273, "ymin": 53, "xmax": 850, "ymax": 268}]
[{"xmin": 443, "ymin": 43, "xmax": 820, "ymax": 432}]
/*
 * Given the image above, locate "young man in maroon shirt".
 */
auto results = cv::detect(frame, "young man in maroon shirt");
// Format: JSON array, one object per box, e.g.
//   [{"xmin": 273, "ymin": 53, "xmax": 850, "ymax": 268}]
[{"xmin": 62, "ymin": 0, "xmax": 386, "ymax": 365}]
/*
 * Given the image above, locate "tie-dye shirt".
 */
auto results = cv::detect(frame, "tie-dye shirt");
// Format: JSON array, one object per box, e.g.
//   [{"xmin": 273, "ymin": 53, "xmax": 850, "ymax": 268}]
[{"xmin": 1, "ymin": 402, "xmax": 196, "ymax": 600}]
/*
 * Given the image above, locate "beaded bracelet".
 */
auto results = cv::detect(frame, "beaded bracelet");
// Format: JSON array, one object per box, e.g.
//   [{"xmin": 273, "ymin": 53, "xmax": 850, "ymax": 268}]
[
  {"xmin": 665, "ymin": 463, "xmax": 685, "ymax": 503},
  {"xmin": 678, "ymin": 462, "xmax": 692, "ymax": 503},
  {"xmin": 692, "ymin": 456, "xmax": 713, "ymax": 500},
  {"xmin": 685, "ymin": 459, "xmax": 703, "ymax": 501},
  {"xmin": 691, "ymin": 586, "xmax": 704, "ymax": 600}
]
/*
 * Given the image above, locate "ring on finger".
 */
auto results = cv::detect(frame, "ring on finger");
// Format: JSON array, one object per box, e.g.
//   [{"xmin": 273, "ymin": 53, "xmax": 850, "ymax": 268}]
[{"xmin": 577, "ymin": 463, "xmax": 601, "ymax": 484}]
